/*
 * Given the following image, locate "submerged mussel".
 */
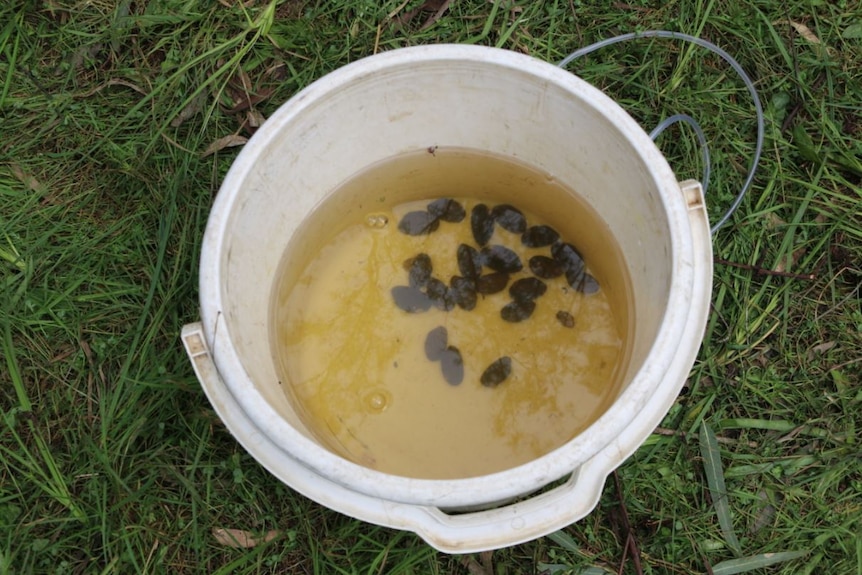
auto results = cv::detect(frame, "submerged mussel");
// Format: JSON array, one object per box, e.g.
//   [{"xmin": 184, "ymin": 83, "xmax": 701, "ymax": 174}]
[
  {"xmin": 449, "ymin": 276, "xmax": 478, "ymax": 311},
  {"xmin": 456, "ymin": 243, "xmax": 483, "ymax": 281},
  {"xmin": 509, "ymin": 277, "xmax": 547, "ymax": 302},
  {"xmin": 406, "ymin": 253, "xmax": 433, "ymax": 288},
  {"xmin": 491, "ymin": 204, "xmax": 526, "ymax": 234},
  {"xmin": 427, "ymin": 198, "xmax": 466, "ymax": 223},
  {"xmin": 481, "ymin": 245, "xmax": 523, "ymax": 273},
  {"xmin": 551, "ymin": 242, "xmax": 585, "ymax": 274},
  {"xmin": 475, "ymin": 272, "xmax": 510, "ymax": 295},
  {"xmin": 501, "ymin": 299, "xmax": 536, "ymax": 323},
  {"xmin": 528, "ymin": 255, "xmax": 565, "ymax": 279},
  {"xmin": 470, "ymin": 204, "xmax": 494, "ymax": 246},
  {"xmin": 439, "ymin": 345, "xmax": 464, "ymax": 386},
  {"xmin": 566, "ymin": 270, "xmax": 600, "ymax": 295},
  {"xmin": 426, "ymin": 277, "xmax": 455, "ymax": 311},
  {"xmin": 391, "ymin": 285, "xmax": 432, "ymax": 313},
  {"xmin": 398, "ymin": 210, "xmax": 440, "ymax": 236},
  {"xmin": 424, "ymin": 326, "xmax": 448, "ymax": 361},
  {"xmin": 481, "ymin": 356, "xmax": 512, "ymax": 388},
  {"xmin": 552, "ymin": 241, "xmax": 600, "ymax": 293},
  {"xmin": 521, "ymin": 224, "xmax": 559, "ymax": 248}
]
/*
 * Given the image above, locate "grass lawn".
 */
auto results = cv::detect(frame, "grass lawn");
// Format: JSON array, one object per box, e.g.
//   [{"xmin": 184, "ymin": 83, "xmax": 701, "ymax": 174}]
[{"xmin": 1, "ymin": 0, "xmax": 860, "ymax": 573}]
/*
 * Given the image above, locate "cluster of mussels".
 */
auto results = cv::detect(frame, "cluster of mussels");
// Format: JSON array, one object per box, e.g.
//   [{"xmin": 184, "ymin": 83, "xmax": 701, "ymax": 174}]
[{"xmin": 389, "ymin": 198, "xmax": 599, "ymax": 387}]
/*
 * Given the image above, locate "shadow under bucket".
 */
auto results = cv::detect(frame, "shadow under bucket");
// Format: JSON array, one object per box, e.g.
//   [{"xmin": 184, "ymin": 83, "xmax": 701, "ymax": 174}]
[{"xmin": 182, "ymin": 44, "xmax": 713, "ymax": 553}]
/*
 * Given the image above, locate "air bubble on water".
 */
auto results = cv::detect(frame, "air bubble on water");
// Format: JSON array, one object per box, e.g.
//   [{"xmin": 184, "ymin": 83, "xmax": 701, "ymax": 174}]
[
  {"xmin": 365, "ymin": 213, "xmax": 389, "ymax": 229},
  {"xmin": 365, "ymin": 390, "xmax": 391, "ymax": 413}
]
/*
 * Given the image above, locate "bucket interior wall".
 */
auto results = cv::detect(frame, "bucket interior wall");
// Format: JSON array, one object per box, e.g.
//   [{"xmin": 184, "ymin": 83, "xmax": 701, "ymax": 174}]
[{"xmin": 212, "ymin": 57, "xmax": 674, "ymax": 447}]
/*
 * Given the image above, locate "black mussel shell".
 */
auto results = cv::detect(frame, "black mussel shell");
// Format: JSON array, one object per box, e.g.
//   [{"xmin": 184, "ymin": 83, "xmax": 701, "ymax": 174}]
[
  {"xmin": 475, "ymin": 272, "xmax": 510, "ymax": 295},
  {"xmin": 564, "ymin": 266, "xmax": 585, "ymax": 290},
  {"xmin": 481, "ymin": 245, "xmax": 523, "ymax": 273},
  {"xmin": 427, "ymin": 198, "xmax": 466, "ymax": 223},
  {"xmin": 456, "ymin": 243, "xmax": 483, "ymax": 281},
  {"xmin": 450, "ymin": 276, "xmax": 478, "ymax": 311},
  {"xmin": 391, "ymin": 285, "xmax": 432, "ymax": 313},
  {"xmin": 580, "ymin": 274, "xmax": 600, "ymax": 294},
  {"xmin": 521, "ymin": 225, "xmax": 560, "ymax": 248},
  {"xmin": 406, "ymin": 253, "xmax": 433, "ymax": 288},
  {"xmin": 481, "ymin": 356, "xmax": 512, "ymax": 388},
  {"xmin": 470, "ymin": 204, "xmax": 494, "ymax": 246},
  {"xmin": 567, "ymin": 271, "xmax": 600, "ymax": 294},
  {"xmin": 528, "ymin": 255, "xmax": 565, "ymax": 279},
  {"xmin": 398, "ymin": 210, "xmax": 440, "ymax": 236},
  {"xmin": 491, "ymin": 204, "xmax": 527, "ymax": 234},
  {"xmin": 501, "ymin": 299, "xmax": 536, "ymax": 322},
  {"xmin": 426, "ymin": 277, "xmax": 455, "ymax": 311},
  {"xmin": 424, "ymin": 326, "xmax": 448, "ymax": 361},
  {"xmin": 439, "ymin": 345, "xmax": 464, "ymax": 386},
  {"xmin": 509, "ymin": 277, "xmax": 547, "ymax": 302},
  {"xmin": 551, "ymin": 242, "xmax": 585, "ymax": 274}
]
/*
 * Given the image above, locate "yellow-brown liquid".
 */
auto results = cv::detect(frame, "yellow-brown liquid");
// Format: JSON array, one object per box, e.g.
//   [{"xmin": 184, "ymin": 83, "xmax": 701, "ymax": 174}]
[{"xmin": 271, "ymin": 149, "xmax": 632, "ymax": 479}]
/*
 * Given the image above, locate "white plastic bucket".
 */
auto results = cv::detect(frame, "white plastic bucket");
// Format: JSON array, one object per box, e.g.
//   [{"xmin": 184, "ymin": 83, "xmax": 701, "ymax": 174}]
[{"xmin": 182, "ymin": 44, "xmax": 712, "ymax": 553}]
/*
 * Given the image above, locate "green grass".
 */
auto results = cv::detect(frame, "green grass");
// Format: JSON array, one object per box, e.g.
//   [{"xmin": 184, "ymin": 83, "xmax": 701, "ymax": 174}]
[{"xmin": 1, "ymin": 0, "xmax": 860, "ymax": 573}]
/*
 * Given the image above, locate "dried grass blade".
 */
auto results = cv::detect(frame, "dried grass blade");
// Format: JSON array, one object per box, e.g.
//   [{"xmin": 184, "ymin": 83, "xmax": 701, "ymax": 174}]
[{"xmin": 201, "ymin": 134, "xmax": 248, "ymax": 157}]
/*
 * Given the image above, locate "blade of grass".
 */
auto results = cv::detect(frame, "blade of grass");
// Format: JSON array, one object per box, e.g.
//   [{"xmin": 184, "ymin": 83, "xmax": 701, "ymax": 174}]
[
  {"xmin": 536, "ymin": 564, "xmax": 570, "ymax": 574},
  {"xmin": 719, "ymin": 418, "xmax": 835, "ymax": 441},
  {"xmin": 464, "ymin": 0, "xmax": 502, "ymax": 44},
  {"xmin": 0, "ymin": 11, "xmax": 21, "ymax": 109},
  {"xmin": 2, "ymin": 322, "xmax": 30, "ymax": 412},
  {"xmin": 668, "ymin": 0, "xmax": 717, "ymax": 90},
  {"xmin": 0, "ymin": 414, "xmax": 84, "ymax": 520},
  {"xmin": 700, "ymin": 419, "xmax": 742, "ymax": 556},
  {"xmin": 548, "ymin": 529, "xmax": 581, "ymax": 554},
  {"xmin": 0, "ymin": 231, "xmax": 25, "ymax": 272},
  {"xmin": 28, "ymin": 427, "xmax": 85, "ymax": 521},
  {"xmin": 494, "ymin": 6, "xmax": 528, "ymax": 49},
  {"xmin": 753, "ymin": 8, "xmax": 796, "ymax": 72},
  {"xmin": 710, "ymin": 550, "xmax": 809, "ymax": 574}
]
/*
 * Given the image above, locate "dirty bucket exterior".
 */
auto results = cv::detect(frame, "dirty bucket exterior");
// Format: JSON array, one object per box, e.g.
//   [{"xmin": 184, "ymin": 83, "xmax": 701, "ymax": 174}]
[{"xmin": 182, "ymin": 44, "xmax": 713, "ymax": 553}]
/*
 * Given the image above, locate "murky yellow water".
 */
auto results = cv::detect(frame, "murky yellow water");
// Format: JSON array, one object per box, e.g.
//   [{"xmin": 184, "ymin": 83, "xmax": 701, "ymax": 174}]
[{"xmin": 271, "ymin": 149, "xmax": 631, "ymax": 479}]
